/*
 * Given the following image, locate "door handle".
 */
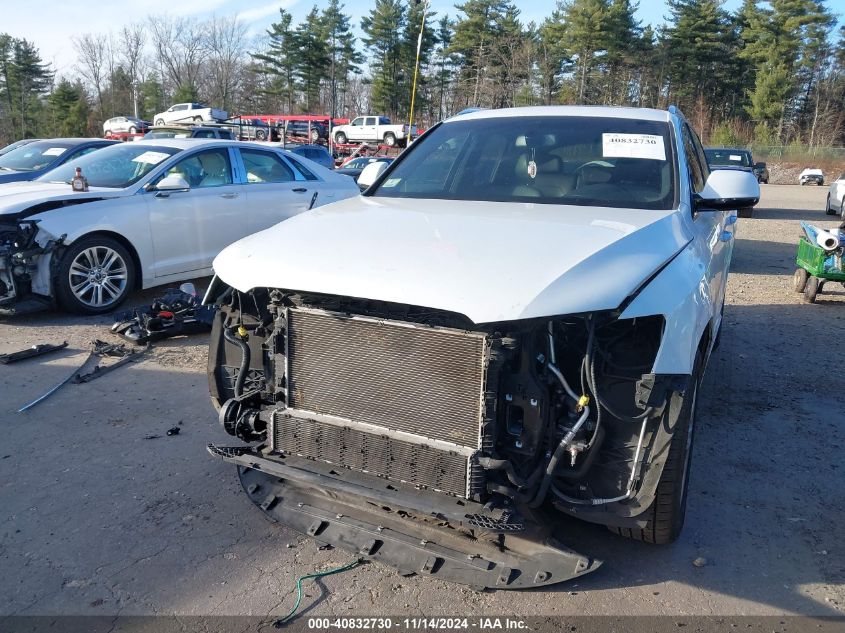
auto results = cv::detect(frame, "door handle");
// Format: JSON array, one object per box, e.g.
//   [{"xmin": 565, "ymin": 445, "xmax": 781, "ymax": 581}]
[
  {"xmin": 220, "ymin": 192, "xmax": 239, "ymax": 199},
  {"xmin": 720, "ymin": 230, "xmax": 734, "ymax": 242},
  {"xmin": 292, "ymin": 187, "xmax": 308, "ymax": 193}
]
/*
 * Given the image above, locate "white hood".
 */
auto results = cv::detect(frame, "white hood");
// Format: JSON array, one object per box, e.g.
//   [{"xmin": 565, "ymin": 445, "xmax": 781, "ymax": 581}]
[
  {"xmin": 0, "ymin": 181, "xmax": 126, "ymax": 216},
  {"xmin": 213, "ymin": 196, "xmax": 692, "ymax": 324}
]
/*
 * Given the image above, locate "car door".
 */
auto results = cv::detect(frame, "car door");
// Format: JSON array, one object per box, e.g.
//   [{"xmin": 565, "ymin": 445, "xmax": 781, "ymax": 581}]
[
  {"xmin": 362, "ymin": 117, "xmax": 379, "ymax": 141},
  {"xmin": 237, "ymin": 147, "xmax": 317, "ymax": 234},
  {"xmin": 145, "ymin": 147, "xmax": 246, "ymax": 276},
  {"xmin": 683, "ymin": 123, "xmax": 731, "ymax": 321}
]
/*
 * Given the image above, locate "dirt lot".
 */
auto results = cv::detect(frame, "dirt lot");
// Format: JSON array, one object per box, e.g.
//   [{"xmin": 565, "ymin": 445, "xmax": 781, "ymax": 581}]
[{"xmin": 1, "ymin": 185, "xmax": 843, "ymax": 621}]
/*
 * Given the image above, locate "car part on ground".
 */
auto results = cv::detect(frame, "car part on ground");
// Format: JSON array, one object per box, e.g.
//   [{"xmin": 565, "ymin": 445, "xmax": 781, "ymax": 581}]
[
  {"xmin": 72, "ymin": 339, "xmax": 150, "ymax": 383},
  {"xmin": 112, "ymin": 284, "xmax": 215, "ymax": 344},
  {"xmin": 0, "ymin": 341, "xmax": 68, "ymax": 364}
]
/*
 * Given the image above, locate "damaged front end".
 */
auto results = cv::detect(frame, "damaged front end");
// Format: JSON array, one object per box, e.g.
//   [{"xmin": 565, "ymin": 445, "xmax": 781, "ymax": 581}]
[
  {"xmin": 206, "ymin": 282, "xmax": 689, "ymax": 588},
  {"xmin": 0, "ymin": 220, "xmax": 62, "ymax": 315}
]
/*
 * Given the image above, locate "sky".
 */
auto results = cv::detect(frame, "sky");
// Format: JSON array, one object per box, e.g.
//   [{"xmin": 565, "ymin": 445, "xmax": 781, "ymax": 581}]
[{"xmin": 2, "ymin": 0, "xmax": 838, "ymax": 78}]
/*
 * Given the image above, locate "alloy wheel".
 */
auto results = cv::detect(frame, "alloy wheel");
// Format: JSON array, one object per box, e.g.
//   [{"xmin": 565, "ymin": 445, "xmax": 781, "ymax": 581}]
[{"xmin": 68, "ymin": 246, "xmax": 129, "ymax": 308}]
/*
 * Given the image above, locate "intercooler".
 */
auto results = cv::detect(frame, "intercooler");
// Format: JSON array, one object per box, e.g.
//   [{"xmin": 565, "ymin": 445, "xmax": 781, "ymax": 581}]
[{"xmin": 272, "ymin": 308, "xmax": 491, "ymax": 498}]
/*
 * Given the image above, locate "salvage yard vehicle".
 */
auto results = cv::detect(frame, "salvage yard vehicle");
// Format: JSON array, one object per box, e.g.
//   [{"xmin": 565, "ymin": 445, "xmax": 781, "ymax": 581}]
[
  {"xmin": 142, "ymin": 126, "xmax": 235, "ymax": 140},
  {"xmin": 704, "ymin": 147, "xmax": 768, "ymax": 183},
  {"xmin": 825, "ymin": 170, "xmax": 845, "ymax": 217},
  {"xmin": 153, "ymin": 102, "xmax": 228, "ymax": 126},
  {"xmin": 0, "ymin": 138, "xmax": 117, "ymax": 184},
  {"xmin": 0, "ymin": 139, "xmax": 41, "ymax": 157},
  {"xmin": 205, "ymin": 105, "xmax": 760, "ymax": 588},
  {"xmin": 103, "ymin": 116, "xmax": 150, "ymax": 136},
  {"xmin": 800, "ymin": 168, "xmax": 825, "ymax": 186},
  {"xmin": 0, "ymin": 139, "xmax": 360, "ymax": 315},
  {"xmin": 332, "ymin": 115, "xmax": 414, "ymax": 147}
]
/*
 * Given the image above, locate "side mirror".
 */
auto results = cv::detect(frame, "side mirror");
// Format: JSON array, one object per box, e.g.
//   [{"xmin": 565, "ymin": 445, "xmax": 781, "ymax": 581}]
[
  {"xmin": 695, "ymin": 169, "xmax": 760, "ymax": 211},
  {"xmin": 357, "ymin": 161, "xmax": 389, "ymax": 189},
  {"xmin": 155, "ymin": 174, "xmax": 190, "ymax": 191}
]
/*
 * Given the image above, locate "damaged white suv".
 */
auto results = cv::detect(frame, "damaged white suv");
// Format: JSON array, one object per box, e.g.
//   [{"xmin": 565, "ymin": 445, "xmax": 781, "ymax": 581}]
[{"xmin": 205, "ymin": 106, "xmax": 759, "ymax": 589}]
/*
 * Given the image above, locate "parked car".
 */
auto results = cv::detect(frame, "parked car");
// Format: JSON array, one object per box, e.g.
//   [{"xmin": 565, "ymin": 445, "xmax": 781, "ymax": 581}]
[
  {"xmin": 0, "ymin": 140, "xmax": 360, "ymax": 315},
  {"xmin": 281, "ymin": 120, "xmax": 328, "ymax": 143},
  {"xmin": 336, "ymin": 156, "xmax": 394, "ymax": 183},
  {"xmin": 332, "ymin": 115, "xmax": 415, "ymax": 147},
  {"xmin": 103, "ymin": 116, "xmax": 150, "ymax": 136},
  {"xmin": 704, "ymin": 147, "xmax": 768, "ymax": 183},
  {"xmin": 825, "ymin": 170, "xmax": 845, "ymax": 217},
  {"xmin": 800, "ymin": 168, "xmax": 824, "ymax": 186},
  {"xmin": 287, "ymin": 144, "xmax": 334, "ymax": 171},
  {"xmin": 224, "ymin": 117, "xmax": 275, "ymax": 141},
  {"xmin": 142, "ymin": 126, "xmax": 235, "ymax": 140},
  {"xmin": 0, "ymin": 138, "xmax": 117, "ymax": 184},
  {"xmin": 153, "ymin": 103, "xmax": 228, "ymax": 126},
  {"xmin": 204, "ymin": 105, "xmax": 760, "ymax": 588},
  {"xmin": 0, "ymin": 139, "xmax": 41, "ymax": 157}
]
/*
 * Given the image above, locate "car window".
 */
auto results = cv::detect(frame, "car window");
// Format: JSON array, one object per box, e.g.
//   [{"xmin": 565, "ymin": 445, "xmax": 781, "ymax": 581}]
[
  {"xmin": 62, "ymin": 146, "xmax": 104, "ymax": 163},
  {"xmin": 241, "ymin": 149, "xmax": 295, "ymax": 184},
  {"xmin": 352, "ymin": 118, "xmax": 363, "ymax": 126},
  {"xmin": 379, "ymin": 117, "xmax": 391, "ymax": 125},
  {"xmin": 38, "ymin": 143, "xmax": 179, "ymax": 188},
  {"xmin": 366, "ymin": 117, "xmax": 377, "ymax": 126},
  {"xmin": 689, "ymin": 129, "xmax": 710, "ymax": 181},
  {"xmin": 173, "ymin": 104, "xmax": 187, "ymax": 111},
  {"xmin": 681, "ymin": 125, "xmax": 705, "ymax": 194},
  {"xmin": 0, "ymin": 141, "xmax": 74, "ymax": 171},
  {"xmin": 162, "ymin": 149, "xmax": 232, "ymax": 188},
  {"xmin": 284, "ymin": 155, "xmax": 319, "ymax": 181},
  {"xmin": 192, "ymin": 130, "xmax": 215, "ymax": 138},
  {"xmin": 219, "ymin": 130, "xmax": 233, "ymax": 140},
  {"xmin": 372, "ymin": 116, "xmax": 677, "ymax": 210}
]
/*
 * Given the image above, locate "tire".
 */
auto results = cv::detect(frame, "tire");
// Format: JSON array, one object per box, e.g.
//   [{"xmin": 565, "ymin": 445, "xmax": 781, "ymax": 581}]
[
  {"xmin": 155, "ymin": 119, "xmax": 165, "ymax": 126},
  {"xmin": 193, "ymin": 116, "xmax": 202, "ymax": 123},
  {"xmin": 800, "ymin": 181, "xmax": 806, "ymax": 186},
  {"xmin": 55, "ymin": 236, "xmax": 135, "ymax": 315},
  {"xmin": 793, "ymin": 268, "xmax": 809, "ymax": 292},
  {"xmin": 104, "ymin": 129, "xmax": 112, "ymax": 136},
  {"xmin": 128, "ymin": 126, "xmax": 137, "ymax": 134},
  {"xmin": 826, "ymin": 195, "xmax": 835, "ymax": 215},
  {"xmin": 335, "ymin": 132, "xmax": 347, "ymax": 145},
  {"xmin": 383, "ymin": 132, "xmax": 397, "ymax": 147},
  {"xmin": 609, "ymin": 364, "xmax": 701, "ymax": 544},
  {"xmin": 255, "ymin": 129, "xmax": 267, "ymax": 140},
  {"xmin": 310, "ymin": 129, "xmax": 319, "ymax": 143},
  {"xmin": 803, "ymin": 276, "xmax": 819, "ymax": 303}
]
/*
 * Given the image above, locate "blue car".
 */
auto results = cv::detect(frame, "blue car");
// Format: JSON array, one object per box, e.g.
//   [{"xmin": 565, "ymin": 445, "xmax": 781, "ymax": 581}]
[
  {"xmin": 286, "ymin": 144, "xmax": 335, "ymax": 171},
  {"xmin": 0, "ymin": 139, "xmax": 41, "ymax": 158},
  {"xmin": 0, "ymin": 138, "xmax": 117, "ymax": 184}
]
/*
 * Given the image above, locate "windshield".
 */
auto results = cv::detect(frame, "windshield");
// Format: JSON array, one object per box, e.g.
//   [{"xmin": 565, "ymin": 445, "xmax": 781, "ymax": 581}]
[
  {"xmin": 144, "ymin": 129, "xmax": 192, "ymax": 139},
  {"xmin": 0, "ymin": 141, "xmax": 74, "ymax": 172},
  {"xmin": 372, "ymin": 116, "xmax": 677, "ymax": 210},
  {"xmin": 705, "ymin": 149, "xmax": 751, "ymax": 167},
  {"xmin": 37, "ymin": 144, "xmax": 180, "ymax": 188}
]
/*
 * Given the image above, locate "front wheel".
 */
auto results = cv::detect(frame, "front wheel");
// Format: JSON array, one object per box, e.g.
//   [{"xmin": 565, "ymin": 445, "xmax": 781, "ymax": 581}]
[
  {"xmin": 310, "ymin": 129, "xmax": 320, "ymax": 143},
  {"xmin": 610, "ymin": 367, "xmax": 700, "ymax": 544},
  {"xmin": 155, "ymin": 119, "xmax": 165, "ymax": 126},
  {"xmin": 128, "ymin": 126, "xmax": 137, "ymax": 134},
  {"xmin": 193, "ymin": 116, "xmax": 202, "ymax": 123},
  {"xmin": 334, "ymin": 132, "xmax": 347, "ymax": 145},
  {"xmin": 793, "ymin": 268, "xmax": 809, "ymax": 292},
  {"xmin": 803, "ymin": 276, "xmax": 819, "ymax": 303},
  {"xmin": 255, "ymin": 129, "xmax": 267, "ymax": 140},
  {"xmin": 56, "ymin": 236, "xmax": 135, "ymax": 315},
  {"xmin": 383, "ymin": 132, "xmax": 397, "ymax": 147}
]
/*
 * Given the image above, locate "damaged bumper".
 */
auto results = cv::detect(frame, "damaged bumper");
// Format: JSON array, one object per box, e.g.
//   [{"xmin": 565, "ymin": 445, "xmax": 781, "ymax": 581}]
[
  {"xmin": 208, "ymin": 444, "xmax": 600, "ymax": 589},
  {"xmin": 0, "ymin": 221, "xmax": 60, "ymax": 315}
]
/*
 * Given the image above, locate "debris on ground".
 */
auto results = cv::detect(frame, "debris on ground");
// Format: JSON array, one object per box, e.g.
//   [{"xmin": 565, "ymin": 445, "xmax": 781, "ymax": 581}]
[
  {"xmin": 0, "ymin": 341, "xmax": 68, "ymax": 364},
  {"xmin": 73, "ymin": 340, "xmax": 150, "ymax": 384},
  {"xmin": 165, "ymin": 426, "xmax": 180, "ymax": 436},
  {"xmin": 692, "ymin": 557, "xmax": 708, "ymax": 568},
  {"xmin": 112, "ymin": 284, "xmax": 215, "ymax": 344}
]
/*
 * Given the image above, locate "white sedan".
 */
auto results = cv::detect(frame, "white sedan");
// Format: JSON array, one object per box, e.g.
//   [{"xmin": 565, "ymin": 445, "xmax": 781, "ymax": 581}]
[
  {"xmin": 825, "ymin": 170, "xmax": 845, "ymax": 218},
  {"xmin": 0, "ymin": 139, "xmax": 360, "ymax": 314}
]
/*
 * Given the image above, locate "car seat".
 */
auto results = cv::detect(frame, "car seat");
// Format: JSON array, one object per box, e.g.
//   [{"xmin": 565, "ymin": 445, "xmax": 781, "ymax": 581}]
[{"xmin": 199, "ymin": 153, "xmax": 230, "ymax": 187}]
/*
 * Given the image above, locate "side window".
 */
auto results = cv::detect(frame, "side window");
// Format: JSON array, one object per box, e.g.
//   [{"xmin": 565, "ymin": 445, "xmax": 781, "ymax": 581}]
[
  {"xmin": 62, "ymin": 146, "xmax": 102, "ymax": 163},
  {"xmin": 690, "ymin": 128, "xmax": 710, "ymax": 181},
  {"xmin": 681, "ymin": 124, "xmax": 705, "ymax": 194},
  {"xmin": 219, "ymin": 130, "xmax": 233, "ymax": 140},
  {"xmin": 351, "ymin": 117, "xmax": 363, "ymax": 126},
  {"xmin": 285, "ymin": 155, "xmax": 319, "ymax": 181},
  {"xmin": 366, "ymin": 117, "xmax": 377, "ymax": 126},
  {"xmin": 193, "ymin": 130, "xmax": 214, "ymax": 139},
  {"xmin": 162, "ymin": 149, "xmax": 232, "ymax": 188},
  {"xmin": 241, "ymin": 149, "xmax": 295, "ymax": 184}
]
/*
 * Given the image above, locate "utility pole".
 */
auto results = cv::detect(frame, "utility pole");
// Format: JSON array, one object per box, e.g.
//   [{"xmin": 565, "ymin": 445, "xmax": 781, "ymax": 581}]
[{"xmin": 408, "ymin": 0, "xmax": 429, "ymax": 132}]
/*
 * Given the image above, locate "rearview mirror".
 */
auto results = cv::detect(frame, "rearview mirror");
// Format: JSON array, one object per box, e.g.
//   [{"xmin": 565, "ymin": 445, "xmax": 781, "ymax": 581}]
[
  {"xmin": 695, "ymin": 169, "xmax": 759, "ymax": 211},
  {"xmin": 155, "ymin": 174, "xmax": 190, "ymax": 191},
  {"xmin": 357, "ymin": 161, "xmax": 389, "ymax": 189}
]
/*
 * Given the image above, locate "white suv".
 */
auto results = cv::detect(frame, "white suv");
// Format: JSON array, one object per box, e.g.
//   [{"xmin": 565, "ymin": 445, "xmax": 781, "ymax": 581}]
[{"xmin": 205, "ymin": 106, "xmax": 761, "ymax": 589}]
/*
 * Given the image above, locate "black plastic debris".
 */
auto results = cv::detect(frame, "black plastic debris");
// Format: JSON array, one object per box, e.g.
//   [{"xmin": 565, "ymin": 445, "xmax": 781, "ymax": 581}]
[
  {"xmin": 112, "ymin": 284, "xmax": 215, "ymax": 345},
  {"xmin": 166, "ymin": 427, "xmax": 180, "ymax": 436},
  {"xmin": 0, "ymin": 341, "xmax": 68, "ymax": 364}
]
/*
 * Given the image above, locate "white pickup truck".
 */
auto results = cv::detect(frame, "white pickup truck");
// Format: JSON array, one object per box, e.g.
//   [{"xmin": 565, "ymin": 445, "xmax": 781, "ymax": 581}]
[
  {"xmin": 153, "ymin": 103, "xmax": 228, "ymax": 126},
  {"xmin": 332, "ymin": 115, "xmax": 415, "ymax": 147}
]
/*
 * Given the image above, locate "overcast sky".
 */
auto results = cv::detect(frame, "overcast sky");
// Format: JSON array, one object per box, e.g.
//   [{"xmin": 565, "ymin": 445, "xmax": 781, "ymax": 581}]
[{"xmin": 5, "ymin": 0, "xmax": 838, "ymax": 79}]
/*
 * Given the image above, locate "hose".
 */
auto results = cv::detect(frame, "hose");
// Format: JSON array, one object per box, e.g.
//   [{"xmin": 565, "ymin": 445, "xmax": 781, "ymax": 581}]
[
  {"xmin": 274, "ymin": 558, "xmax": 363, "ymax": 626},
  {"xmin": 477, "ymin": 457, "xmax": 544, "ymax": 489},
  {"xmin": 223, "ymin": 325, "xmax": 250, "ymax": 397},
  {"xmin": 528, "ymin": 406, "xmax": 590, "ymax": 508}
]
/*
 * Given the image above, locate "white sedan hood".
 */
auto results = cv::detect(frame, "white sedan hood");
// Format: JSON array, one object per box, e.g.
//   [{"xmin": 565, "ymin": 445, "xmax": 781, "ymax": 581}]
[
  {"xmin": 0, "ymin": 181, "xmax": 125, "ymax": 216},
  {"xmin": 213, "ymin": 196, "xmax": 692, "ymax": 324}
]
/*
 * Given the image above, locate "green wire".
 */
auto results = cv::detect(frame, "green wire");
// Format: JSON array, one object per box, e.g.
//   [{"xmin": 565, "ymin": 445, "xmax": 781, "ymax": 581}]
[{"xmin": 274, "ymin": 557, "xmax": 364, "ymax": 627}]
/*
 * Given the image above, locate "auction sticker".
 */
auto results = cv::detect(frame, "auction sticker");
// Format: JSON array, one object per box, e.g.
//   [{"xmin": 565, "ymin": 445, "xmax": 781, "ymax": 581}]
[
  {"xmin": 602, "ymin": 133, "xmax": 665, "ymax": 161},
  {"xmin": 43, "ymin": 147, "xmax": 67, "ymax": 156},
  {"xmin": 132, "ymin": 151, "xmax": 171, "ymax": 165}
]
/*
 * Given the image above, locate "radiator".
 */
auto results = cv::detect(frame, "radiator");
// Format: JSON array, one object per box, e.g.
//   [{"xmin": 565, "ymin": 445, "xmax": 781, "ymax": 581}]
[{"xmin": 278, "ymin": 308, "xmax": 491, "ymax": 497}]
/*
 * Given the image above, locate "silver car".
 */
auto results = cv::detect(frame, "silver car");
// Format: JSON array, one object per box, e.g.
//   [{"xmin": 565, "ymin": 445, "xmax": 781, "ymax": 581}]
[{"xmin": 103, "ymin": 116, "xmax": 149, "ymax": 136}]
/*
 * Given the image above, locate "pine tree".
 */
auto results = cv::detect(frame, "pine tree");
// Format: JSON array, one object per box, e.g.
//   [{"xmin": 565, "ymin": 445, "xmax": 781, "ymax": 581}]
[
  {"xmin": 361, "ymin": 0, "xmax": 407, "ymax": 115},
  {"xmin": 321, "ymin": 0, "xmax": 363, "ymax": 118},
  {"xmin": 295, "ymin": 7, "xmax": 330, "ymax": 113},
  {"xmin": 251, "ymin": 9, "xmax": 299, "ymax": 112},
  {"xmin": 48, "ymin": 79, "xmax": 89, "ymax": 137}
]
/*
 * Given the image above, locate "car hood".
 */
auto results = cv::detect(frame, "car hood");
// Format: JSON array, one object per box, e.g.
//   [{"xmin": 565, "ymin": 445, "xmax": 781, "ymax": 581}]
[
  {"xmin": 0, "ymin": 181, "xmax": 127, "ymax": 217},
  {"xmin": 0, "ymin": 170, "xmax": 37, "ymax": 184},
  {"xmin": 213, "ymin": 196, "xmax": 692, "ymax": 324}
]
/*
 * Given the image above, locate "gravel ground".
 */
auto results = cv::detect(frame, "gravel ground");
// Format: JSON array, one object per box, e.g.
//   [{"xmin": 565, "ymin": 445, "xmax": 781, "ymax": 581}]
[{"xmin": 0, "ymin": 185, "xmax": 843, "ymax": 621}]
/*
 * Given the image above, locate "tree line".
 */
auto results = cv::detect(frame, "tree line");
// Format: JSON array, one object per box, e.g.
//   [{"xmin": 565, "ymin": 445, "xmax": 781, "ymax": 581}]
[{"xmin": 1, "ymin": 0, "xmax": 843, "ymax": 148}]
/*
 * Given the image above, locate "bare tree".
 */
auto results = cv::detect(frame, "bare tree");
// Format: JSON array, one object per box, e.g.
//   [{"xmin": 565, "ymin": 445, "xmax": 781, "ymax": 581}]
[
  {"xmin": 204, "ymin": 15, "xmax": 248, "ymax": 113},
  {"xmin": 120, "ymin": 24, "xmax": 147, "ymax": 118},
  {"xmin": 149, "ymin": 15, "xmax": 206, "ymax": 103},
  {"xmin": 73, "ymin": 33, "xmax": 106, "ymax": 114}
]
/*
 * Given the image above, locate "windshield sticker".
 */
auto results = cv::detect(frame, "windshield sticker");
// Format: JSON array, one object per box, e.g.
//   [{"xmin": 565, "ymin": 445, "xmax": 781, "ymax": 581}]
[
  {"xmin": 132, "ymin": 151, "xmax": 171, "ymax": 165},
  {"xmin": 602, "ymin": 133, "xmax": 665, "ymax": 161},
  {"xmin": 729, "ymin": 154, "xmax": 742, "ymax": 161},
  {"xmin": 43, "ymin": 147, "xmax": 67, "ymax": 156},
  {"xmin": 382, "ymin": 178, "xmax": 401, "ymax": 188}
]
